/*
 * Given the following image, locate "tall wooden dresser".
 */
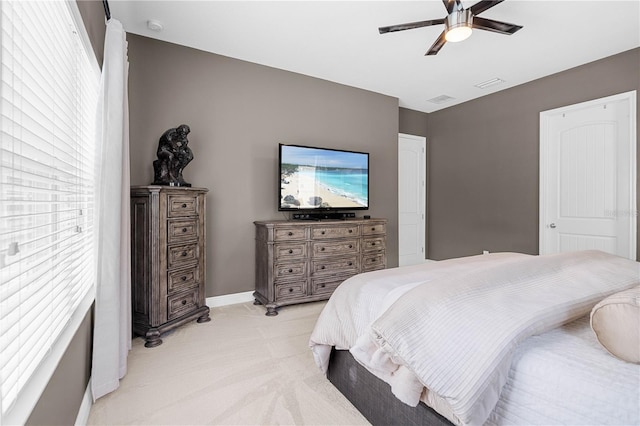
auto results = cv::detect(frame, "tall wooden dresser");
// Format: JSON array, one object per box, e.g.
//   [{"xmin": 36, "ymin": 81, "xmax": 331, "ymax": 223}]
[
  {"xmin": 130, "ymin": 185, "xmax": 210, "ymax": 347},
  {"xmin": 254, "ymin": 218, "xmax": 387, "ymax": 316}
]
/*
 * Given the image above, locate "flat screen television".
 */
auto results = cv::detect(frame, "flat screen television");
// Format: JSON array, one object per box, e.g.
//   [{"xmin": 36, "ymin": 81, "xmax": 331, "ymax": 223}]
[{"xmin": 279, "ymin": 144, "xmax": 369, "ymax": 211}]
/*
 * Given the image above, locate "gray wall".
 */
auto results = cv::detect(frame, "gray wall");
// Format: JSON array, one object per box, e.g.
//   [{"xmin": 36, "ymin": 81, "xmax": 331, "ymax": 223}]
[
  {"xmin": 399, "ymin": 107, "xmax": 429, "ymax": 138},
  {"xmin": 26, "ymin": 309, "xmax": 93, "ymax": 426},
  {"xmin": 425, "ymin": 48, "xmax": 640, "ymax": 261},
  {"xmin": 77, "ymin": 0, "xmax": 105, "ymax": 65},
  {"xmin": 127, "ymin": 35, "xmax": 400, "ymax": 297}
]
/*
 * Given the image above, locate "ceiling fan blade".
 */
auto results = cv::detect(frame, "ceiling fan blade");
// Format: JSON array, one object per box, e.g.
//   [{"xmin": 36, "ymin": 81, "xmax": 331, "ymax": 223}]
[
  {"xmin": 379, "ymin": 18, "xmax": 445, "ymax": 34},
  {"xmin": 425, "ymin": 31, "xmax": 447, "ymax": 56},
  {"xmin": 472, "ymin": 16, "xmax": 523, "ymax": 35},
  {"xmin": 442, "ymin": 0, "xmax": 464, "ymax": 14},
  {"xmin": 470, "ymin": 0, "xmax": 505, "ymax": 16}
]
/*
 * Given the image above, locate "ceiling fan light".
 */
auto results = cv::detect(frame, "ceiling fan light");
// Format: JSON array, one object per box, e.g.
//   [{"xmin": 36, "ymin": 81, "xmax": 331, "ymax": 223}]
[
  {"xmin": 445, "ymin": 26, "xmax": 472, "ymax": 42},
  {"xmin": 445, "ymin": 9, "xmax": 473, "ymax": 43}
]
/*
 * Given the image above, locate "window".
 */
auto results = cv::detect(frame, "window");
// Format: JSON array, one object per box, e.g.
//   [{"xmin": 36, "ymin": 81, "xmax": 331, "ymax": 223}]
[{"xmin": 0, "ymin": 0, "xmax": 99, "ymax": 420}]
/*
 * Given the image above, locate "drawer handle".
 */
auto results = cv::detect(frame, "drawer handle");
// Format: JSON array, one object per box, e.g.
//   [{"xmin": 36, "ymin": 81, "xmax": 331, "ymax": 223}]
[
  {"xmin": 348, "ymin": 244, "xmax": 352, "ymax": 248},
  {"xmin": 348, "ymin": 262, "xmax": 353, "ymax": 266},
  {"xmin": 371, "ymin": 227, "xmax": 376, "ymax": 231},
  {"xmin": 321, "ymin": 231, "xmax": 325, "ymax": 235},
  {"xmin": 371, "ymin": 258, "xmax": 376, "ymax": 262},
  {"xmin": 181, "ymin": 276, "xmax": 187, "ymax": 281},
  {"xmin": 181, "ymin": 251, "xmax": 188, "ymax": 257},
  {"xmin": 288, "ymin": 231, "xmax": 293, "ymax": 236},
  {"xmin": 321, "ymin": 247, "xmax": 325, "ymax": 251},
  {"xmin": 321, "ymin": 284, "xmax": 325, "ymax": 288},
  {"xmin": 182, "ymin": 203, "xmax": 187, "ymax": 208},
  {"xmin": 371, "ymin": 242, "xmax": 376, "ymax": 246},
  {"xmin": 182, "ymin": 227, "xmax": 188, "ymax": 233},
  {"xmin": 320, "ymin": 265, "xmax": 325, "ymax": 270},
  {"xmin": 349, "ymin": 229, "xmax": 353, "ymax": 233},
  {"xmin": 289, "ymin": 288, "xmax": 294, "ymax": 293},
  {"xmin": 181, "ymin": 300, "xmax": 187, "ymax": 305},
  {"xmin": 288, "ymin": 249, "xmax": 293, "ymax": 254},
  {"xmin": 288, "ymin": 268, "xmax": 293, "ymax": 273}
]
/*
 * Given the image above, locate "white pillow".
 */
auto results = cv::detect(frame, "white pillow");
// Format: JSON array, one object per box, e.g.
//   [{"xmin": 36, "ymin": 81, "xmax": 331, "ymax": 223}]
[{"xmin": 590, "ymin": 285, "xmax": 640, "ymax": 364}]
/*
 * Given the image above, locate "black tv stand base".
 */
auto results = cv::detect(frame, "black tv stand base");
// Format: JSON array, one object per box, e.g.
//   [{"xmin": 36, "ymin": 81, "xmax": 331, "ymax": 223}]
[{"xmin": 292, "ymin": 212, "xmax": 355, "ymax": 220}]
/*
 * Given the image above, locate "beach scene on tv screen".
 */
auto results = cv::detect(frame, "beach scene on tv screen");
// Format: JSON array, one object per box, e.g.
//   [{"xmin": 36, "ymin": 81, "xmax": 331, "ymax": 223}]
[{"xmin": 280, "ymin": 146, "xmax": 368, "ymax": 209}]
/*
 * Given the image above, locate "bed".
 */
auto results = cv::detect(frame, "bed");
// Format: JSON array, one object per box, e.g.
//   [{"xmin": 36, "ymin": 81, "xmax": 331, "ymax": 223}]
[{"xmin": 309, "ymin": 250, "xmax": 640, "ymax": 426}]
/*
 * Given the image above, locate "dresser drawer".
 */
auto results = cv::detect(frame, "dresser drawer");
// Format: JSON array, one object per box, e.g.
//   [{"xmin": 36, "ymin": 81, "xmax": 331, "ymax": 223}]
[
  {"xmin": 275, "ymin": 281, "xmax": 306, "ymax": 301},
  {"xmin": 274, "ymin": 262, "xmax": 307, "ymax": 281},
  {"xmin": 274, "ymin": 227, "xmax": 306, "ymax": 241},
  {"xmin": 274, "ymin": 242, "xmax": 307, "ymax": 260},
  {"xmin": 311, "ymin": 225, "xmax": 359, "ymax": 239},
  {"xmin": 312, "ymin": 239, "xmax": 359, "ymax": 257},
  {"xmin": 311, "ymin": 256, "xmax": 358, "ymax": 276},
  {"xmin": 311, "ymin": 276, "xmax": 349, "ymax": 296},
  {"xmin": 168, "ymin": 266, "xmax": 199, "ymax": 294},
  {"xmin": 167, "ymin": 289, "xmax": 199, "ymax": 321},
  {"xmin": 167, "ymin": 242, "xmax": 199, "ymax": 269},
  {"xmin": 168, "ymin": 219, "xmax": 198, "ymax": 243},
  {"xmin": 362, "ymin": 222, "xmax": 386, "ymax": 236},
  {"xmin": 363, "ymin": 237, "xmax": 385, "ymax": 252},
  {"xmin": 167, "ymin": 194, "xmax": 198, "ymax": 217},
  {"xmin": 362, "ymin": 253, "xmax": 386, "ymax": 271}
]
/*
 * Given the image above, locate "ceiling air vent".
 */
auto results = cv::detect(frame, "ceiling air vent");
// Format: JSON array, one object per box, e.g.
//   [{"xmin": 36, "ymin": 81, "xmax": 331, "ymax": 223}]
[
  {"xmin": 427, "ymin": 95, "xmax": 455, "ymax": 104},
  {"xmin": 474, "ymin": 77, "xmax": 505, "ymax": 89}
]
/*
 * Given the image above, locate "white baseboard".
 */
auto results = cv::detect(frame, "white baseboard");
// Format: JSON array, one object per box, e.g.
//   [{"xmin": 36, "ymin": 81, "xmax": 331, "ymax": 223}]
[
  {"xmin": 206, "ymin": 291, "xmax": 254, "ymax": 308},
  {"xmin": 74, "ymin": 379, "xmax": 92, "ymax": 426}
]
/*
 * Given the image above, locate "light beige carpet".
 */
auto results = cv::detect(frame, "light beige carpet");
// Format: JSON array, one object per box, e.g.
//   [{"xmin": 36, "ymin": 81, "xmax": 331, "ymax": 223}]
[{"xmin": 87, "ymin": 301, "xmax": 369, "ymax": 425}]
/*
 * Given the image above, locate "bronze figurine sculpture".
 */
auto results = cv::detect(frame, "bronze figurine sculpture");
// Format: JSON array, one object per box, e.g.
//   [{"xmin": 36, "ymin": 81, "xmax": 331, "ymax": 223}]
[{"xmin": 152, "ymin": 124, "xmax": 193, "ymax": 187}]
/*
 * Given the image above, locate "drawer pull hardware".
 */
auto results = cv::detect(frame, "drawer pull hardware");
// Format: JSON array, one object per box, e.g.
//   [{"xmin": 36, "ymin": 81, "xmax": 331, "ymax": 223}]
[
  {"xmin": 181, "ymin": 251, "xmax": 188, "ymax": 257},
  {"xmin": 349, "ymin": 229, "xmax": 353, "ymax": 233},
  {"xmin": 288, "ymin": 249, "xmax": 293, "ymax": 254},
  {"xmin": 371, "ymin": 227, "xmax": 376, "ymax": 231},
  {"xmin": 348, "ymin": 262, "xmax": 353, "ymax": 266},
  {"xmin": 321, "ymin": 231, "xmax": 325, "ymax": 235},
  {"xmin": 288, "ymin": 268, "xmax": 293, "ymax": 273},
  {"xmin": 321, "ymin": 247, "xmax": 325, "ymax": 251},
  {"xmin": 181, "ymin": 276, "xmax": 187, "ymax": 281},
  {"xmin": 321, "ymin": 284, "xmax": 325, "ymax": 288},
  {"xmin": 182, "ymin": 227, "xmax": 188, "ymax": 232},
  {"xmin": 181, "ymin": 300, "xmax": 187, "ymax": 305},
  {"xmin": 289, "ymin": 288, "xmax": 294, "ymax": 293},
  {"xmin": 348, "ymin": 244, "xmax": 352, "ymax": 248},
  {"xmin": 288, "ymin": 231, "xmax": 293, "ymax": 236},
  {"xmin": 181, "ymin": 203, "xmax": 187, "ymax": 208},
  {"xmin": 371, "ymin": 242, "xmax": 376, "ymax": 246},
  {"xmin": 321, "ymin": 266, "xmax": 325, "ymax": 270},
  {"xmin": 371, "ymin": 258, "xmax": 376, "ymax": 262}
]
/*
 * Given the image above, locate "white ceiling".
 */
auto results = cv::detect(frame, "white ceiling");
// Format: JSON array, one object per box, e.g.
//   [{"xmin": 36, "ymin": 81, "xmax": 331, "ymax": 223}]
[{"xmin": 109, "ymin": 1, "xmax": 640, "ymax": 113}]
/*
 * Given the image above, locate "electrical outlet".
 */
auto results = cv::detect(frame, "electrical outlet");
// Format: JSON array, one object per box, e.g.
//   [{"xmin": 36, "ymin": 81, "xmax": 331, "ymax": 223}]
[{"xmin": 483, "ymin": 250, "xmax": 490, "ymax": 255}]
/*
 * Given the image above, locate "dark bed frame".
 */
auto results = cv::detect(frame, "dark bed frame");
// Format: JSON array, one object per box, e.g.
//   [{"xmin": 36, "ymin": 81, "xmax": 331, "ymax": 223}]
[{"xmin": 327, "ymin": 348, "xmax": 453, "ymax": 426}]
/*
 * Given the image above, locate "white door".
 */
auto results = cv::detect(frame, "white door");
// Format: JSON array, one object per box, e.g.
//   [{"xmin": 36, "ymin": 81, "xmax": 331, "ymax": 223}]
[
  {"xmin": 398, "ymin": 134, "xmax": 426, "ymax": 266},
  {"xmin": 540, "ymin": 91, "xmax": 636, "ymax": 260}
]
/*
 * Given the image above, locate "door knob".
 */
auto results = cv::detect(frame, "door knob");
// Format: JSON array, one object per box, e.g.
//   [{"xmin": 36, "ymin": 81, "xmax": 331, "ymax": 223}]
[{"xmin": 549, "ymin": 223, "xmax": 556, "ymax": 229}]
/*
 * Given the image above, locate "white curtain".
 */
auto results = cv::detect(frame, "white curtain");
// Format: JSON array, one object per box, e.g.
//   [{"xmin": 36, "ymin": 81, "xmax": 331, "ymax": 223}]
[{"xmin": 91, "ymin": 18, "xmax": 131, "ymax": 401}]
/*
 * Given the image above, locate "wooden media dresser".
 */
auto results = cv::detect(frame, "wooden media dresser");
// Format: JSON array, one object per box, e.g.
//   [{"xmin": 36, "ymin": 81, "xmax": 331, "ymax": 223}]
[{"xmin": 254, "ymin": 218, "xmax": 387, "ymax": 316}]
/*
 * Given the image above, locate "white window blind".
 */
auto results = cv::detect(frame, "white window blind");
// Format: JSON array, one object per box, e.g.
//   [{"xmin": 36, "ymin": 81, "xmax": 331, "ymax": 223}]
[{"xmin": 0, "ymin": 0, "xmax": 99, "ymax": 418}]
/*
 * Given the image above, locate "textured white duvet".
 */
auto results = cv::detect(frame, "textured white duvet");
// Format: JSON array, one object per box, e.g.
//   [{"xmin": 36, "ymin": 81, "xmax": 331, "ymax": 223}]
[
  {"xmin": 486, "ymin": 315, "xmax": 640, "ymax": 425},
  {"xmin": 309, "ymin": 250, "xmax": 640, "ymax": 426}
]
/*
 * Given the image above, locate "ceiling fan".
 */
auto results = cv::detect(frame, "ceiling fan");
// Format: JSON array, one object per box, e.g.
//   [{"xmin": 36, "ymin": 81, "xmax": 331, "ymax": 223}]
[{"xmin": 379, "ymin": 0, "xmax": 523, "ymax": 56}]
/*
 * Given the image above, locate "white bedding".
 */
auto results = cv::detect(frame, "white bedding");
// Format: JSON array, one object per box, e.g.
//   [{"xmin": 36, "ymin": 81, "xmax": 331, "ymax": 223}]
[
  {"xmin": 309, "ymin": 250, "xmax": 640, "ymax": 426},
  {"xmin": 487, "ymin": 315, "xmax": 640, "ymax": 425}
]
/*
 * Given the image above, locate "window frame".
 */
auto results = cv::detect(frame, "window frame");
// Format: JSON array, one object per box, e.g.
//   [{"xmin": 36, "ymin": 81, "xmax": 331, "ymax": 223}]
[{"xmin": 0, "ymin": 1, "xmax": 100, "ymax": 424}]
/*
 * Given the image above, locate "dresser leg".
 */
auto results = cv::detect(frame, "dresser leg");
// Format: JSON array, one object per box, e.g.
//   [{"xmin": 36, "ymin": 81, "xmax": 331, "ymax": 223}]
[
  {"xmin": 253, "ymin": 299, "xmax": 263, "ymax": 305},
  {"xmin": 144, "ymin": 329, "xmax": 162, "ymax": 348},
  {"xmin": 265, "ymin": 304, "xmax": 278, "ymax": 316},
  {"xmin": 197, "ymin": 311, "xmax": 211, "ymax": 323}
]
